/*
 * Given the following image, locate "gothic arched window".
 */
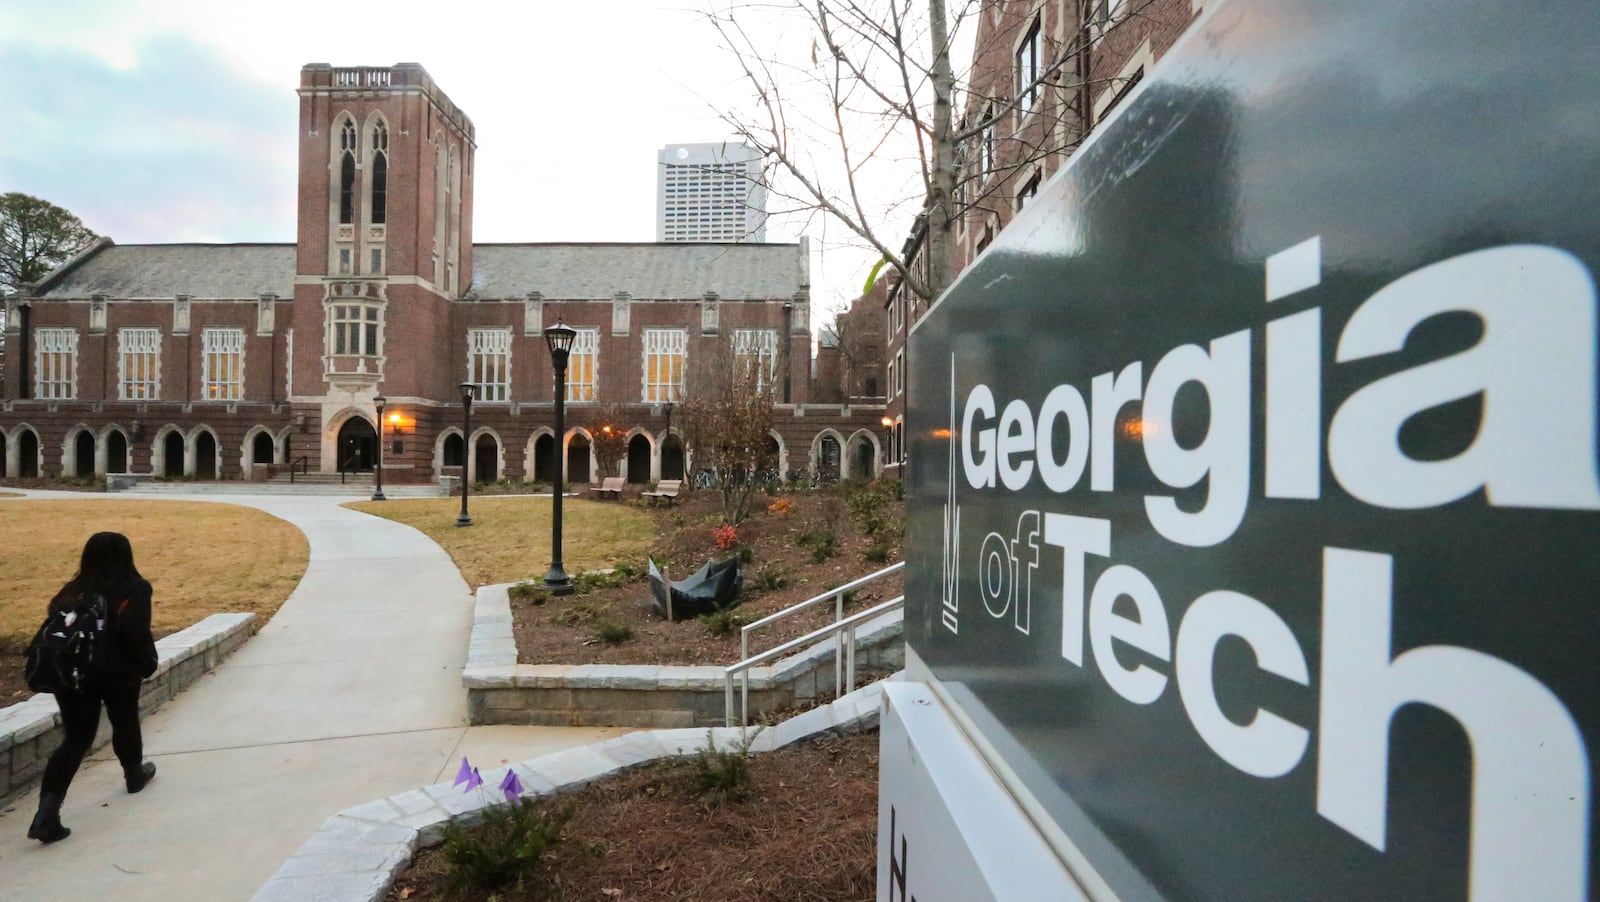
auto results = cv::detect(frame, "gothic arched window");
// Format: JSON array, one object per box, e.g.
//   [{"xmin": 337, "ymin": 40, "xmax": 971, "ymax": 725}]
[
  {"xmin": 370, "ymin": 121, "xmax": 389, "ymax": 225},
  {"xmin": 338, "ymin": 117, "xmax": 357, "ymax": 224}
]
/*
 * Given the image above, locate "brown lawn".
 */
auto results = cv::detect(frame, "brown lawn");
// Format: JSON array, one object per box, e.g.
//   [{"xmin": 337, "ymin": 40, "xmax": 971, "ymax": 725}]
[
  {"xmin": 0, "ymin": 500, "xmax": 309, "ymax": 704},
  {"xmin": 345, "ymin": 495, "xmax": 656, "ymax": 589}
]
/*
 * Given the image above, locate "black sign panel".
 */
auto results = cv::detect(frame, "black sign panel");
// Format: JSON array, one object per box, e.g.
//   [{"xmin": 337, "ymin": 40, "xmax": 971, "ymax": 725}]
[{"xmin": 905, "ymin": 1, "xmax": 1600, "ymax": 899}]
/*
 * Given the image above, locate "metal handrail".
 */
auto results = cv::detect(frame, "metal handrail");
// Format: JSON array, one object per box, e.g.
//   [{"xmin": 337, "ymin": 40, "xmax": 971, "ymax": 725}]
[
  {"xmin": 337, "ymin": 454, "xmax": 361, "ymax": 484},
  {"xmin": 724, "ymin": 594, "xmax": 905, "ymax": 726},
  {"xmin": 289, "ymin": 455, "xmax": 309, "ymax": 484},
  {"xmin": 739, "ymin": 560, "xmax": 903, "ymax": 705}
]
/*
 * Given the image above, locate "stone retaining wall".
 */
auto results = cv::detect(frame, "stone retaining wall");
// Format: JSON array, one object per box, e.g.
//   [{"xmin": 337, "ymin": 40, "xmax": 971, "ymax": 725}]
[
  {"xmin": 0, "ymin": 612, "xmax": 257, "ymax": 804},
  {"xmin": 252, "ymin": 681, "xmax": 887, "ymax": 902},
  {"xmin": 463, "ymin": 584, "xmax": 903, "ymax": 728}
]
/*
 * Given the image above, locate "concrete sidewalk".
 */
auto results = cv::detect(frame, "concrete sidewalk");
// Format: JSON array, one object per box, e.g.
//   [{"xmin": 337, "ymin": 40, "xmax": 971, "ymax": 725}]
[{"xmin": 0, "ymin": 491, "xmax": 625, "ymax": 901}]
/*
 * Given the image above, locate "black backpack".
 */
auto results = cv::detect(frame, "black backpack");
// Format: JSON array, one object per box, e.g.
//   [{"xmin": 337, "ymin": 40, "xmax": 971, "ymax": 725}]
[{"xmin": 24, "ymin": 594, "xmax": 109, "ymax": 695}]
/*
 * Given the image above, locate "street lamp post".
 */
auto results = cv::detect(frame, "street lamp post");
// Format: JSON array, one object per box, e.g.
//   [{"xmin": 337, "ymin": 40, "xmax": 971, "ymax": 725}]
[
  {"xmin": 372, "ymin": 396, "xmax": 388, "ymax": 501},
  {"xmin": 456, "ymin": 383, "xmax": 475, "ymax": 527},
  {"xmin": 543, "ymin": 321, "xmax": 577, "ymax": 596}
]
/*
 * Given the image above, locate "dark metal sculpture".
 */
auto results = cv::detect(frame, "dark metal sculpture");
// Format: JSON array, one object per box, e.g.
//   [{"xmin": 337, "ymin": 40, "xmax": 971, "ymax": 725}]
[{"xmin": 649, "ymin": 557, "xmax": 743, "ymax": 621}]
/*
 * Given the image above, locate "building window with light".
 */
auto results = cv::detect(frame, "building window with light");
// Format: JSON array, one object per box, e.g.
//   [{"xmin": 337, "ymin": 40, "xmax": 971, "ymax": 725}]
[
  {"xmin": 567, "ymin": 328, "xmax": 598, "ymax": 401},
  {"xmin": 468, "ymin": 328, "xmax": 511, "ymax": 402},
  {"xmin": 642, "ymin": 328, "xmax": 686, "ymax": 402},
  {"xmin": 328, "ymin": 303, "xmax": 381, "ymax": 357},
  {"xmin": 118, "ymin": 327, "xmax": 161, "ymax": 400},
  {"xmin": 201, "ymin": 328, "xmax": 245, "ymax": 401},
  {"xmin": 731, "ymin": 328, "xmax": 778, "ymax": 391},
  {"xmin": 35, "ymin": 328, "xmax": 78, "ymax": 400}
]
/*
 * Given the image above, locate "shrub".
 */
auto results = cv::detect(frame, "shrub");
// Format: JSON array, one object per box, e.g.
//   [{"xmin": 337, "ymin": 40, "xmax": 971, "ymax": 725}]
[
  {"xmin": 864, "ymin": 541, "xmax": 891, "ymax": 563},
  {"xmin": 797, "ymin": 526, "xmax": 837, "ymax": 562},
  {"xmin": 554, "ymin": 603, "xmax": 597, "ymax": 626},
  {"xmin": 767, "ymin": 497, "xmax": 792, "ymax": 514},
  {"xmin": 508, "ymin": 581, "xmax": 551, "ymax": 605},
  {"xmin": 686, "ymin": 729, "xmax": 762, "ymax": 806},
  {"xmin": 713, "ymin": 523, "xmax": 739, "ymax": 550},
  {"xmin": 593, "ymin": 619, "xmax": 634, "ymax": 645},
  {"xmin": 737, "ymin": 544, "xmax": 754, "ymax": 563},
  {"xmin": 753, "ymin": 568, "xmax": 790, "ymax": 592},
  {"xmin": 699, "ymin": 608, "xmax": 749, "ymax": 638},
  {"xmin": 440, "ymin": 799, "xmax": 575, "ymax": 895}
]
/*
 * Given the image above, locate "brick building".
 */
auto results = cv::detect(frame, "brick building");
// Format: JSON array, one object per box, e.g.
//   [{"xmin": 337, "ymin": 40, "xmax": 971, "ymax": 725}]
[
  {"xmin": 881, "ymin": 0, "xmax": 1200, "ymax": 476},
  {"xmin": 0, "ymin": 63, "xmax": 886, "ymax": 485}
]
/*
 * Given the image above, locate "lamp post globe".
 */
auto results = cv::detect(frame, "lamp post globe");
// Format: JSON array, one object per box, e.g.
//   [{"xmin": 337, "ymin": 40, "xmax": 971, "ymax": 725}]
[
  {"xmin": 456, "ymin": 383, "xmax": 475, "ymax": 527},
  {"xmin": 371, "ymin": 396, "xmax": 388, "ymax": 501},
  {"xmin": 542, "ymin": 321, "xmax": 577, "ymax": 596}
]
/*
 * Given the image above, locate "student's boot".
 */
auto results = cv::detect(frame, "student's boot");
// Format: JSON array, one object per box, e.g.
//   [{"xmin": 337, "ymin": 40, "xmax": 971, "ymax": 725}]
[
  {"xmin": 125, "ymin": 760, "xmax": 157, "ymax": 793},
  {"xmin": 27, "ymin": 792, "xmax": 70, "ymax": 843}
]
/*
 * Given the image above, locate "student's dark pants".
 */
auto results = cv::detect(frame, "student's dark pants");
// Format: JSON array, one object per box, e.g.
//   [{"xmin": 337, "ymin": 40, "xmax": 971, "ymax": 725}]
[{"xmin": 40, "ymin": 678, "xmax": 143, "ymax": 798}]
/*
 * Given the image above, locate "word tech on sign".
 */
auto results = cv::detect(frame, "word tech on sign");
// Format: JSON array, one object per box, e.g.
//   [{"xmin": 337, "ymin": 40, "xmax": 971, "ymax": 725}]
[{"xmin": 939, "ymin": 238, "xmax": 1594, "ymax": 900}]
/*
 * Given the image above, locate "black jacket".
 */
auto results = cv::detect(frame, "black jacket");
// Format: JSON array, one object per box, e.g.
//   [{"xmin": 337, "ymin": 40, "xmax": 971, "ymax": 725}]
[{"xmin": 98, "ymin": 578, "xmax": 159, "ymax": 681}]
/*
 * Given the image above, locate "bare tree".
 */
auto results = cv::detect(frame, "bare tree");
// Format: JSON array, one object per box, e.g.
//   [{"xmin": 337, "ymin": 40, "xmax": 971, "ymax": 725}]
[
  {"xmin": 680, "ymin": 343, "xmax": 779, "ymax": 525},
  {"xmin": 579, "ymin": 403, "xmax": 633, "ymax": 479},
  {"xmin": 702, "ymin": 0, "xmax": 1178, "ymax": 303}
]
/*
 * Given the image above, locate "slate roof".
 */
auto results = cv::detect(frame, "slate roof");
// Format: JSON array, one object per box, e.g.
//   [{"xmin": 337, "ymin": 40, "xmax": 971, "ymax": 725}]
[
  {"xmin": 34, "ymin": 243, "xmax": 298, "ymax": 300},
  {"xmin": 31, "ymin": 241, "xmax": 807, "ymax": 303},
  {"xmin": 469, "ymin": 243, "xmax": 804, "ymax": 301}
]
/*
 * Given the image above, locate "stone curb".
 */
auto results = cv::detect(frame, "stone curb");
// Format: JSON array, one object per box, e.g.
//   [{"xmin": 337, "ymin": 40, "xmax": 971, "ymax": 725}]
[
  {"xmin": 463, "ymin": 584, "xmax": 903, "ymax": 727},
  {"xmin": 251, "ymin": 680, "xmax": 888, "ymax": 902},
  {"xmin": 0, "ymin": 612, "xmax": 258, "ymax": 805}
]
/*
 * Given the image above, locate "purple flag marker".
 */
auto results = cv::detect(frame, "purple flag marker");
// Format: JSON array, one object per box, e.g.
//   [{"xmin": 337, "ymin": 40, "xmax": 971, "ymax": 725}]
[
  {"xmin": 464, "ymin": 767, "xmax": 484, "ymax": 792},
  {"xmin": 452, "ymin": 757, "xmax": 474, "ymax": 788},
  {"xmin": 499, "ymin": 769, "xmax": 525, "ymax": 805}
]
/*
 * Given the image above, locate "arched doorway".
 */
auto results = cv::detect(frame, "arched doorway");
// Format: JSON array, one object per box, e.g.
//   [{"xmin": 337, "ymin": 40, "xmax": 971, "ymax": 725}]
[
  {"xmin": 195, "ymin": 432, "xmax": 218, "ymax": 480},
  {"xmin": 0, "ymin": 431, "xmax": 8, "ymax": 477},
  {"xmin": 626, "ymin": 435, "xmax": 651, "ymax": 484},
  {"xmin": 73, "ymin": 430, "xmax": 95, "ymax": 477},
  {"xmin": 162, "ymin": 432, "xmax": 185, "ymax": 477},
  {"xmin": 533, "ymin": 434, "xmax": 556, "ymax": 484},
  {"xmin": 474, "ymin": 434, "xmax": 498, "ymax": 483},
  {"xmin": 763, "ymin": 435, "xmax": 781, "ymax": 483},
  {"xmin": 852, "ymin": 439, "xmax": 876, "ymax": 480},
  {"xmin": 567, "ymin": 433, "xmax": 592, "ymax": 484},
  {"xmin": 661, "ymin": 434, "xmax": 685, "ymax": 480},
  {"xmin": 338, "ymin": 418, "xmax": 377, "ymax": 472},
  {"xmin": 252, "ymin": 432, "xmax": 275, "ymax": 467},
  {"xmin": 443, "ymin": 433, "xmax": 465, "ymax": 468},
  {"xmin": 19, "ymin": 430, "xmax": 39, "ymax": 477},
  {"xmin": 818, "ymin": 435, "xmax": 841, "ymax": 483},
  {"xmin": 106, "ymin": 430, "xmax": 128, "ymax": 474}
]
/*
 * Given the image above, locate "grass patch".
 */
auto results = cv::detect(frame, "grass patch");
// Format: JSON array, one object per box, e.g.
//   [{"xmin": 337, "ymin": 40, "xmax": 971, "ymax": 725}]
[
  {"xmin": 0, "ymin": 500, "xmax": 308, "ymax": 647},
  {"xmin": 346, "ymin": 496, "xmax": 654, "ymax": 588}
]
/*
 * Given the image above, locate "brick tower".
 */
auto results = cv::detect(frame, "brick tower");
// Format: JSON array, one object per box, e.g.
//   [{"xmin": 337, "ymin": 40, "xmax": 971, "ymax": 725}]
[{"xmin": 290, "ymin": 63, "xmax": 476, "ymax": 475}]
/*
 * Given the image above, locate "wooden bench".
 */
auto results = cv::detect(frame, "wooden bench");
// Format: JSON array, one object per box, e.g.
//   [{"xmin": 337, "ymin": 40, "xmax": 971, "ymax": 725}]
[
  {"xmin": 588, "ymin": 476, "xmax": 626, "ymax": 500},
  {"xmin": 640, "ymin": 479, "xmax": 682, "ymax": 506}
]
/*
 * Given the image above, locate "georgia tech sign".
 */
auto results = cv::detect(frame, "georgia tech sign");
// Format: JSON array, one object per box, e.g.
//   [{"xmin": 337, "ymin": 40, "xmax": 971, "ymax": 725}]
[{"xmin": 936, "ymin": 240, "xmax": 1594, "ymax": 900}]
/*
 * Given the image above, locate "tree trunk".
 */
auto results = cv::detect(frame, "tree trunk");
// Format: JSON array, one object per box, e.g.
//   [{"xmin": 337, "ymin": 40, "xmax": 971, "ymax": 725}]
[{"xmin": 925, "ymin": 0, "xmax": 958, "ymax": 303}]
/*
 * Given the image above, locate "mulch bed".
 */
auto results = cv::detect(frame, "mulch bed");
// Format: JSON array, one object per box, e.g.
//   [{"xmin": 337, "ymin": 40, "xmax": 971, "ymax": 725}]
[
  {"xmin": 512, "ymin": 485, "xmax": 904, "ymax": 667},
  {"xmin": 388, "ymin": 729, "xmax": 879, "ymax": 901}
]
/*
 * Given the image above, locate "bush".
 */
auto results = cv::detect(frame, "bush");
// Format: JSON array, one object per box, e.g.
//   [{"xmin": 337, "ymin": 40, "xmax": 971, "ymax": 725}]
[
  {"xmin": 593, "ymin": 619, "xmax": 634, "ymax": 645},
  {"xmin": 508, "ymin": 581, "xmax": 551, "ymax": 605},
  {"xmin": 864, "ymin": 541, "xmax": 891, "ymax": 563},
  {"xmin": 767, "ymin": 497, "xmax": 792, "ymax": 514},
  {"xmin": 440, "ymin": 799, "xmax": 575, "ymax": 895},
  {"xmin": 797, "ymin": 527, "xmax": 837, "ymax": 563},
  {"xmin": 571, "ymin": 565, "xmax": 639, "ymax": 595},
  {"xmin": 737, "ymin": 544, "xmax": 755, "ymax": 563},
  {"xmin": 699, "ymin": 608, "xmax": 749, "ymax": 638},
  {"xmin": 713, "ymin": 523, "xmax": 739, "ymax": 550},
  {"xmin": 685, "ymin": 729, "xmax": 762, "ymax": 806}
]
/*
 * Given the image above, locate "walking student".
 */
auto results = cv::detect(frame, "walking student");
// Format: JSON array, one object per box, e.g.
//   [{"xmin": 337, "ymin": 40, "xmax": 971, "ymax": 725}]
[{"xmin": 26, "ymin": 531, "xmax": 160, "ymax": 844}]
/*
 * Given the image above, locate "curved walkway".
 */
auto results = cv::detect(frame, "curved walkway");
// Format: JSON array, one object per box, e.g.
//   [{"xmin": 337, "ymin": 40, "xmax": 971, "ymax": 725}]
[{"xmin": 0, "ymin": 490, "xmax": 626, "ymax": 901}]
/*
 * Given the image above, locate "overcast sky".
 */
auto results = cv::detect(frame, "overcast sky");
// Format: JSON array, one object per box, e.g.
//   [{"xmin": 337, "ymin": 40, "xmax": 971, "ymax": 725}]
[{"xmin": 0, "ymin": 0, "xmax": 914, "ymax": 321}]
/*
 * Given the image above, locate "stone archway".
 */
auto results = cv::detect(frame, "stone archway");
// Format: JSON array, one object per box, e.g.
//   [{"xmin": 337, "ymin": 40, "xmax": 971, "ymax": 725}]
[
  {"xmin": 567, "ymin": 432, "xmax": 592, "ymax": 484},
  {"xmin": 106, "ymin": 430, "xmax": 129, "ymax": 474},
  {"xmin": 532, "ymin": 433, "xmax": 556, "ymax": 484},
  {"xmin": 162, "ymin": 431, "xmax": 185, "ymax": 477},
  {"xmin": 252, "ymin": 432, "xmax": 276, "ymax": 467},
  {"xmin": 474, "ymin": 433, "xmax": 499, "ymax": 483},
  {"xmin": 195, "ymin": 432, "xmax": 219, "ymax": 480},
  {"xmin": 337, "ymin": 418, "xmax": 377, "ymax": 472},
  {"xmin": 19, "ymin": 430, "xmax": 39, "ymax": 478},
  {"xmin": 627, "ymin": 434, "xmax": 651, "ymax": 484},
  {"xmin": 660, "ymin": 433, "xmax": 685, "ymax": 480},
  {"xmin": 72, "ymin": 429, "xmax": 95, "ymax": 478},
  {"xmin": 0, "ymin": 430, "xmax": 8, "ymax": 477}
]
